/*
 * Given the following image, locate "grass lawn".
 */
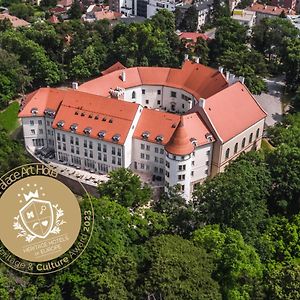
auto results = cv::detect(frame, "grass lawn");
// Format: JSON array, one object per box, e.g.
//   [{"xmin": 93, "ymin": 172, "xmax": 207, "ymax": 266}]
[{"xmin": 0, "ymin": 102, "xmax": 20, "ymax": 134}]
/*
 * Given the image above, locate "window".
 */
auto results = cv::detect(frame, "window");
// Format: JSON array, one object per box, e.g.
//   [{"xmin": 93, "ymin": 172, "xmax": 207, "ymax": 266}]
[
  {"xmin": 179, "ymin": 165, "xmax": 186, "ymax": 171},
  {"xmin": 112, "ymin": 157, "xmax": 116, "ymax": 164},
  {"xmin": 160, "ymin": 148, "xmax": 164, "ymax": 154},
  {"xmin": 155, "ymin": 147, "xmax": 159, "ymax": 153},
  {"xmin": 117, "ymin": 148, "xmax": 121, "ymax": 156},
  {"xmin": 83, "ymin": 140, "xmax": 87, "ymax": 148},
  {"xmin": 31, "ymin": 129, "xmax": 35, "ymax": 135},
  {"xmin": 103, "ymin": 145, "xmax": 107, "ymax": 153},
  {"xmin": 160, "ymin": 158, "xmax": 164, "ymax": 164},
  {"xmin": 146, "ymin": 165, "xmax": 150, "ymax": 171},
  {"xmin": 63, "ymin": 144, "xmax": 66, "ymax": 151},
  {"xmin": 112, "ymin": 147, "xmax": 116, "ymax": 155},
  {"xmin": 71, "ymin": 146, "xmax": 74, "ymax": 153},
  {"xmin": 58, "ymin": 142, "xmax": 61, "ymax": 150},
  {"xmin": 191, "ymin": 171, "xmax": 194, "ymax": 176},
  {"xmin": 38, "ymin": 120, "xmax": 42, "ymax": 125},
  {"xmin": 57, "ymin": 133, "xmax": 60, "ymax": 141},
  {"xmin": 30, "ymin": 120, "xmax": 34, "ymax": 126},
  {"xmin": 103, "ymin": 154, "xmax": 107, "ymax": 162},
  {"xmin": 89, "ymin": 150, "xmax": 93, "ymax": 158},
  {"xmin": 166, "ymin": 161, "xmax": 170, "ymax": 168},
  {"xmin": 192, "ymin": 161, "xmax": 195, "ymax": 166},
  {"xmin": 146, "ymin": 145, "xmax": 150, "ymax": 151},
  {"xmin": 178, "ymin": 174, "xmax": 185, "ymax": 181},
  {"xmin": 159, "ymin": 168, "xmax": 163, "ymax": 174},
  {"xmin": 141, "ymin": 163, "xmax": 145, "ymax": 169},
  {"xmin": 171, "ymin": 91, "xmax": 176, "ymax": 97},
  {"xmin": 75, "ymin": 137, "xmax": 79, "ymax": 145},
  {"xmin": 207, "ymin": 150, "xmax": 210, "ymax": 155},
  {"xmin": 98, "ymin": 153, "xmax": 102, "ymax": 161},
  {"xmin": 47, "ymin": 121, "xmax": 50, "ymax": 126},
  {"xmin": 256, "ymin": 128, "xmax": 260, "ymax": 138},
  {"xmin": 76, "ymin": 147, "xmax": 79, "ymax": 155},
  {"xmin": 142, "ymin": 89, "xmax": 145, "ymax": 94},
  {"xmin": 141, "ymin": 144, "xmax": 145, "ymax": 150},
  {"xmin": 249, "ymin": 133, "xmax": 253, "ymax": 143},
  {"xmin": 146, "ymin": 154, "xmax": 150, "ymax": 160},
  {"xmin": 47, "ymin": 129, "xmax": 50, "ymax": 135},
  {"xmin": 117, "ymin": 157, "xmax": 121, "ymax": 165},
  {"xmin": 89, "ymin": 141, "xmax": 93, "ymax": 149},
  {"xmin": 157, "ymin": 90, "xmax": 161, "ymax": 95},
  {"xmin": 145, "ymin": 100, "xmax": 149, "ymax": 104},
  {"xmin": 132, "ymin": 91, "xmax": 136, "ymax": 99},
  {"xmin": 154, "ymin": 166, "xmax": 158, "ymax": 172},
  {"xmin": 242, "ymin": 137, "xmax": 246, "ymax": 148},
  {"xmin": 225, "ymin": 148, "xmax": 230, "ymax": 159},
  {"xmin": 206, "ymin": 161, "xmax": 209, "ymax": 166},
  {"xmin": 182, "ymin": 104, "xmax": 185, "ymax": 109},
  {"xmin": 205, "ymin": 169, "xmax": 209, "ymax": 174},
  {"xmin": 39, "ymin": 129, "xmax": 43, "ymax": 134},
  {"xmin": 155, "ymin": 157, "xmax": 158, "ymax": 162},
  {"xmin": 98, "ymin": 143, "xmax": 101, "ymax": 151},
  {"xmin": 84, "ymin": 149, "xmax": 88, "ymax": 157},
  {"xmin": 234, "ymin": 143, "xmax": 238, "ymax": 154},
  {"xmin": 141, "ymin": 153, "xmax": 145, "ymax": 159},
  {"xmin": 62, "ymin": 134, "xmax": 66, "ymax": 142},
  {"xmin": 166, "ymin": 171, "xmax": 169, "ymax": 177},
  {"xmin": 70, "ymin": 136, "xmax": 74, "ymax": 144},
  {"xmin": 157, "ymin": 100, "xmax": 161, "ymax": 105}
]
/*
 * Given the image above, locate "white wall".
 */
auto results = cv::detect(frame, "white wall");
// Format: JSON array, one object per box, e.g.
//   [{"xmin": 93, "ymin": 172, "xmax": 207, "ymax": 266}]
[{"xmin": 147, "ymin": 0, "xmax": 176, "ymax": 18}]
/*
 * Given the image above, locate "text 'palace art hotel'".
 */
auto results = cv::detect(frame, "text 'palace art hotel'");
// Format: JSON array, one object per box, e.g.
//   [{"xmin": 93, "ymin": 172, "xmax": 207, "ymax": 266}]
[{"xmin": 19, "ymin": 60, "xmax": 267, "ymax": 200}]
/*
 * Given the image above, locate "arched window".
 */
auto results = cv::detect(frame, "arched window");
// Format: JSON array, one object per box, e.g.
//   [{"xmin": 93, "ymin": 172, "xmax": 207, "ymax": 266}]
[
  {"xmin": 242, "ymin": 137, "xmax": 246, "ymax": 148},
  {"xmin": 225, "ymin": 148, "xmax": 230, "ymax": 159},
  {"xmin": 234, "ymin": 143, "xmax": 238, "ymax": 154},
  {"xmin": 132, "ymin": 91, "xmax": 136, "ymax": 99},
  {"xmin": 249, "ymin": 133, "xmax": 253, "ymax": 143},
  {"xmin": 256, "ymin": 128, "xmax": 260, "ymax": 138}
]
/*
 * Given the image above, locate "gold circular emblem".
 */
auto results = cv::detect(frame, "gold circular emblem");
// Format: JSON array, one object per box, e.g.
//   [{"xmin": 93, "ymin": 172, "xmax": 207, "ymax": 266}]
[{"xmin": 0, "ymin": 163, "xmax": 94, "ymax": 275}]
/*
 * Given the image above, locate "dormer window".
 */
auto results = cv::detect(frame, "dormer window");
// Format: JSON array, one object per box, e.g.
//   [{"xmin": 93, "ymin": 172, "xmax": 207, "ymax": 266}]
[
  {"xmin": 75, "ymin": 111, "xmax": 79, "ymax": 115},
  {"xmin": 83, "ymin": 127, "xmax": 92, "ymax": 135},
  {"xmin": 112, "ymin": 134, "xmax": 121, "ymax": 142},
  {"xmin": 57, "ymin": 120, "xmax": 64, "ymax": 128},
  {"xmin": 156, "ymin": 135, "xmax": 164, "ymax": 143},
  {"xmin": 142, "ymin": 131, "xmax": 150, "ymax": 139},
  {"xmin": 98, "ymin": 131, "xmax": 106, "ymax": 139},
  {"xmin": 81, "ymin": 112, "xmax": 85, "ymax": 117},
  {"xmin": 102, "ymin": 117, "xmax": 106, "ymax": 122},
  {"xmin": 70, "ymin": 123, "xmax": 78, "ymax": 132},
  {"xmin": 205, "ymin": 133, "xmax": 213, "ymax": 142},
  {"xmin": 31, "ymin": 108, "xmax": 38, "ymax": 115},
  {"xmin": 88, "ymin": 114, "xmax": 93, "ymax": 118},
  {"xmin": 190, "ymin": 137, "xmax": 197, "ymax": 146},
  {"xmin": 95, "ymin": 115, "xmax": 99, "ymax": 120},
  {"xmin": 109, "ymin": 119, "xmax": 113, "ymax": 123}
]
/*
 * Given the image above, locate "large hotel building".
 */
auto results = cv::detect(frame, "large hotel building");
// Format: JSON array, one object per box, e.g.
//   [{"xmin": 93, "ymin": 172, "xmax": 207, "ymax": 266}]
[{"xmin": 19, "ymin": 61, "xmax": 267, "ymax": 200}]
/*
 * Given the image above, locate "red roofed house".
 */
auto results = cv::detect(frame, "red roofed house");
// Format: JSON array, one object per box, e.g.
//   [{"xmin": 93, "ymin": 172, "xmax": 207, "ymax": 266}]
[
  {"xmin": 246, "ymin": 3, "xmax": 295, "ymax": 23},
  {"xmin": 19, "ymin": 61, "xmax": 266, "ymax": 200},
  {"xmin": 178, "ymin": 32, "xmax": 211, "ymax": 48},
  {"xmin": 0, "ymin": 13, "xmax": 30, "ymax": 28}
]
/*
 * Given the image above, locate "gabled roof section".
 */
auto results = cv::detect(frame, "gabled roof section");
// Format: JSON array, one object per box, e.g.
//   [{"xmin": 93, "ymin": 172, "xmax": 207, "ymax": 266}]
[
  {"xmin": 204, "ymin": 82, "xmax": 267, "ymax": 142},
  {"xmin": 18, "ymin": 88, "xmax": 64, "ymax": 118},
  {"xmin": 101, "ymin": 61, "xmax": 126, "ymax": 76},
  {"xmin": 51, "ymin": 90, "xmax": 140, "ymax": 145},
  {"xmin": 134, "ymin": 109, "xmax": 180, "ymax": 145}
]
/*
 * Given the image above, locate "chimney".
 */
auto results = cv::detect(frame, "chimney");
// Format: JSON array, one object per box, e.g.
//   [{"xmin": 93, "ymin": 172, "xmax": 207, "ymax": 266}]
[
  {"xmin": 239, "ymin": 76, "xmax": 245, "ymax": 84},
  {"xmin": 184, "ymin": 54, "xmax": 189, "ymax": 61},
  {"xmin": 218, "ymin": 66, "xmax": 224, "ymax": 74},
  {"xmin": 194, "ymin": 56, "xmax": 200, "ymax": 63},
  {"xmin": 199, "ymin": 98, "xmax": 205, "ymax": 108},
  {"xmin": 72, "ymin": 82, "xmax": 78, "ymax": 90},
  {"xmin": 226, "ymin": 71, "xmax": 230, "ymax": 81},
  {"xmin": 121, "ymin": 71, "xmax": 126, "ymax": 82}
]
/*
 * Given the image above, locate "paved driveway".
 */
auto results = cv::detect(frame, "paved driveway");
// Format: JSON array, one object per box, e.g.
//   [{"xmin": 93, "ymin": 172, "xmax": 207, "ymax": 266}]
[{"xmin": 254, "ymin": 76, "xmax": 285, "ymax": 127}]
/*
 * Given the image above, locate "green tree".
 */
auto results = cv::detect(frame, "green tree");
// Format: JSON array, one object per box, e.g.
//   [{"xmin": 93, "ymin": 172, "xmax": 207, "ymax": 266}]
[
  {"xmin": 180, "ymin": 6, "xmax": 198, "ymax": 32},
  {"xmin": 194, "ymin": 38, "xmax": 209, "ymax": 65},
  {"xmin": 267, "ymin": 145, "xmax": 300, "ymax": 216},
  {"xmin": 40, "ymin": 0, "xmax": 57, "ymax": 7},
  {"xmin": 82, "ymin": 45, "xmax": 100, "ymax": 76},
  {"xmin": 98, "ymin": 168, "xmax": 152, "ymax": 208},
  {"xmin": 68, "ymin": 0, "xmax": 82, "ymax": 19},
  {"xmin": 193, "ymin": 152, "xmax": 271, "ymax": 242},
  {"xmin": 9, "ymin": 3, "xmax": 34, "ymax": 21},
  {"xmin": 193, "ymin": 225, "xmax": 264, "ymax": 299},
  {"xmin": 69, "ymin": 54, "xmax": 90, "ymax": 80},
  {"xmin": 142, "ymin": 235, "xmax": 222, "ymax": 299}
]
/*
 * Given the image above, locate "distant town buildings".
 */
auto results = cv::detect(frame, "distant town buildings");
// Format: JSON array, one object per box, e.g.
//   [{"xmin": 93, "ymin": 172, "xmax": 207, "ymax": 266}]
[
  {"xmin": 19, "ymin": 61, "xmax": 266, "ymax": 201},
  {"xmin": 231, "ymin": 9, "xmax": 256, "ymax": 30}
]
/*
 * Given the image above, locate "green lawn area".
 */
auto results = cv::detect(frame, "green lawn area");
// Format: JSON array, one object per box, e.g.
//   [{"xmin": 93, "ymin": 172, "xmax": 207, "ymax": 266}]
[{"xmin": 0, "ymin": 102, "xmax": 20, "ymax": 133}]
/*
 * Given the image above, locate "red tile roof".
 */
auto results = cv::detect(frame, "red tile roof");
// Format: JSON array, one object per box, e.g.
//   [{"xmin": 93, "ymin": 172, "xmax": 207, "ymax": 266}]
[
  {"xmin": 19, "ymin": 88, "xmax": 140, "ymax": 145},
  {"xmin": 246, "ymin": 3, "xmax": 295, "ymax": 15},
  {"xmin": 133, "ymin": 109, "xmax": 180, "ymax": 145},
  {"xmin": 204, "ymin": 82, "xmax": 267, "ymax": 142},
  {"xmin": 101, "ymin": 62, "xmax": 126, "ymax": 76},
  {"xmin": 79, "ymin": 61, "xmax": 228, "ymax": 100},
  {"xmin": 179, "ymin": 32, "xmax": 210, "ymax": 42},
  {"xmin": 48, "ymin": 15, "xmax": 60, "ymax": 24},
  {"xmin": 0, "ymin": 13, "xmax": 30, "ymax": 28}
]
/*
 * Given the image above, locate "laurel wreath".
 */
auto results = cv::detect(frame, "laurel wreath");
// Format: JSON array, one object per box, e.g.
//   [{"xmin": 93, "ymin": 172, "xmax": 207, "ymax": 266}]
[{"xmin": 13, "ymin": 204, "xmax": 66, "ymax": 243}]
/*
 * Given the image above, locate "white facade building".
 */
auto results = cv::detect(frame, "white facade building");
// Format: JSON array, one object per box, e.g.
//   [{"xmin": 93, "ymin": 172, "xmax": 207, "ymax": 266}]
[{"xmin": 19, "ymin": 61, "xmax": 267, "ymax": 201}]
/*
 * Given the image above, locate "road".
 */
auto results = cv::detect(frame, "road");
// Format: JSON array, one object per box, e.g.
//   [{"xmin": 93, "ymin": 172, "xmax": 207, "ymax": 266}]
[{"xmin": 254, "ymin": 76, "xmax": 285, "ymax": 127}]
